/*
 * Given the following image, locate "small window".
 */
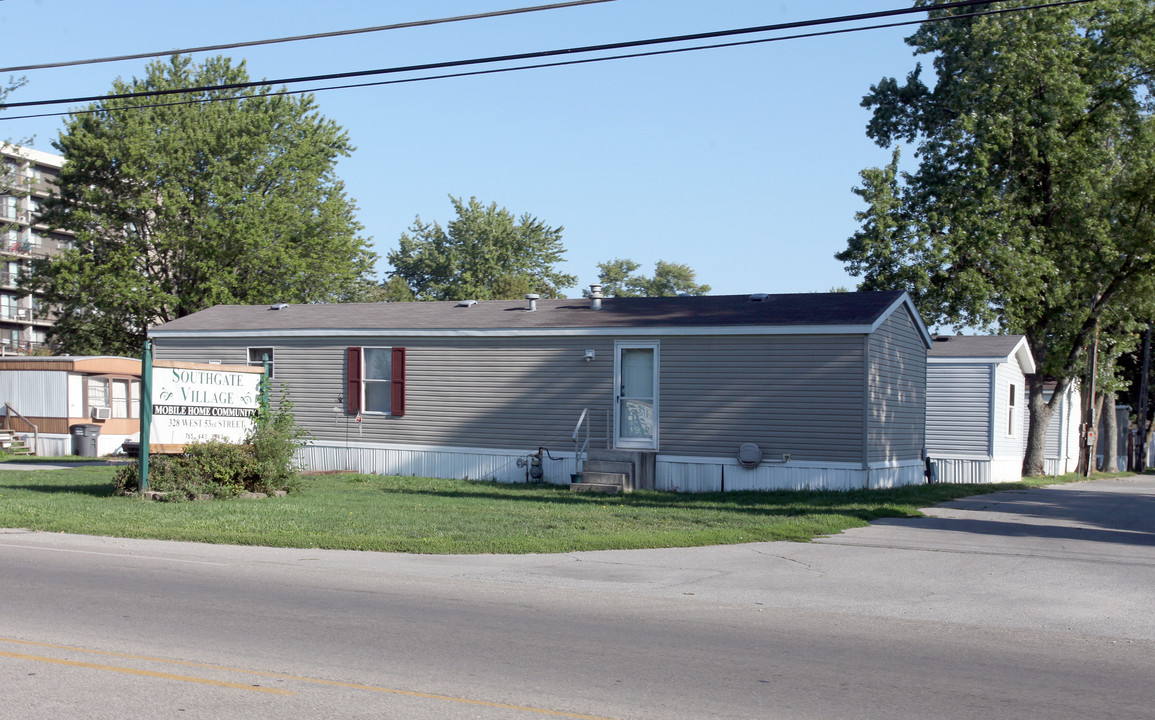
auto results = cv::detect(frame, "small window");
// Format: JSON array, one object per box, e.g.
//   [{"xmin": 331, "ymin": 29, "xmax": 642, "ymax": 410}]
[
  {"xmin": 346, "ymin": 346, "xmax": 405, "ymax": 416},
  {"xmin": 1007, "ymin": 384, "xmax": 1017, "ymax": 436},
  {"xmin": 87, "ymin": 377, "xmax": 109, "ymax": 412},
  {"xmin": 130, "ymin": 380, "xmax": 140, "ymax": 419},
  {"xmin": 248, "ymin": 347, "xmax": 274, "ymax": 378},
  {"xmin": 363, "ymin": 348, "xmax": 393, "ymax": 413},
  {"xmin": 112, "ymin": 380, "xmax": 129, "ymax": 419}
]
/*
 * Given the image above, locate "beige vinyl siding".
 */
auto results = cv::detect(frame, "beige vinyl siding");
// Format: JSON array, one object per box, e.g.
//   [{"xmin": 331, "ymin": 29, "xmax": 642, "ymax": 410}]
[
  {"xmin": 926, "ymin": 363, "xmax": 992, "ymax": 458},
  {"xmin": 658, "ymin": 334, "xmax": 865, "ymax": 463},
  {"xmin": 867, "ymin": 307, "xmax": 926, "ymax": 464}
]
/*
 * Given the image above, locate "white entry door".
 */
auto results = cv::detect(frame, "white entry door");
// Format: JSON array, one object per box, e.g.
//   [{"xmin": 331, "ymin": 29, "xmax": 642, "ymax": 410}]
[{"xmin": 615, "ymin": 342, "xmax": 659, "ymax": 449}]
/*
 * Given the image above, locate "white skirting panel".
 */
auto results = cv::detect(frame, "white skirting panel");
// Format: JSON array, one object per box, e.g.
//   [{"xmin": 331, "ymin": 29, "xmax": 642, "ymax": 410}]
[
  {"xmin": 297, "ymin": 443, "xmax": 575, "ymax": 485},
  {"xmin": 298, "ymin": 443, "xmax": 928, "ymax": 493},
  {"xmin": 1044, "ymin": 456, "xmax": 1078, "ymax": 476},
  {"xmin": 866, "ymin": 461, "xmax": 926, "ymax": 490},
  {"xmin": 656, "ymin": 459, "xmax": 926, "ymax": 493},
  {"xmin": 32, "ymin": 434, "xmax": 69, "ymax": 457},
  {"xmin": 931, "ymin": 458, "xmax": 992, "ymax": 484},
  {"xmin": 17, "ymin": 432, "xmax": 133, "ymax": 458},
  {"xmin": 990, "ymin": 457, "xmax": 1023, "ymax": 483}
]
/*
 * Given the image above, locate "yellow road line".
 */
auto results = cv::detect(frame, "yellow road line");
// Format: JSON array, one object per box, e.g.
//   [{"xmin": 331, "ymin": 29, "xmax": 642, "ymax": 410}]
[
  {"xmin": 0, "ymin": 650, "xmax": 294, "ymax": 695},
  {"xmin": 0, "ymin": 637, "xmax": 617, "ymax": 719}
]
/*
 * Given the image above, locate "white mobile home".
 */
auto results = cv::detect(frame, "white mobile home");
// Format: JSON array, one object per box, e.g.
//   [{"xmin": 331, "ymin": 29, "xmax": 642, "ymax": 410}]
[
  {"xmin": 1043, "ymin": 380, "xmax": 1082, "ymax": 476},
  {"xmin": 0, "ymin": 356, "xmax": 141, "ymax": 456},
  {"xmin": 926, "ymin": 335, "xmax": 1034, "ymax": 483},
  {"xmin": 149, "ymin": 291, "xmax": 932, "ymax": 492}
]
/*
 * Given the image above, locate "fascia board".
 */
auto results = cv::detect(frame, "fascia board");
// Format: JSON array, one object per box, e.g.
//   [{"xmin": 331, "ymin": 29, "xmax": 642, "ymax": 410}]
[
  {"xmin": 927, "ymin": 357, "xmax": 1003, "ymax": 365},
  {"xmin": 869, "ymin": 292, "xmax": 933, "ymax": 348},
  {"xmin": 149, "ymin": 324, "xmax": 877, "ymax": 339}
]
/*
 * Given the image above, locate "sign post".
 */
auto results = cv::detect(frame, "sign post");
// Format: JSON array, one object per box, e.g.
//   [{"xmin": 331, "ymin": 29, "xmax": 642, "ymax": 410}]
[{"xmin": 139, "ymin": 339, "xmax": 153, "ymax": 493}]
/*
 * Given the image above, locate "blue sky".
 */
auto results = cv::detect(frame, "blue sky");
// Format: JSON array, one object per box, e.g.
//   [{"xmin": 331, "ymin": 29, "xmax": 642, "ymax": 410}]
[{"xmin": 1, "ymin": 1, "xmax": 922, "ymax": 297}]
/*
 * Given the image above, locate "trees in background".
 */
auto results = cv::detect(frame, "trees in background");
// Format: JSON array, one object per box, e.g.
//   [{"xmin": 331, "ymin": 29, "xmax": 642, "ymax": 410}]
[
  {"xmin": 386, "ymin": 196, "xmax": 575, "ymax": 301},
  {"xmin": 24, "ymin": 55, "xmax": 377, "ymax": 356},
  {"xmin": 836, "ymin": 1, "xmax": 1155, "ymax": 475},
  {"xmin": 591, "ymin": 258, "xmax": 710, "ymax": 297}
]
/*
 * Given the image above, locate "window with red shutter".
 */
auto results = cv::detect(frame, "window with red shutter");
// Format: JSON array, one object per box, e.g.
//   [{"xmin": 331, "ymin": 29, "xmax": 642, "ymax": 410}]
[
  {"xmin": 346, "ymin": 347, "xmax": 361, "ymax": 414},
  {"xmin": 353, "ymin": 346, "xmax": 406, "ymax": 415}
]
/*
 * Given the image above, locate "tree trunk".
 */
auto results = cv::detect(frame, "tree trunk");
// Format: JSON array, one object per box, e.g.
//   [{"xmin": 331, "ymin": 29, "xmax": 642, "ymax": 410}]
[
  {"xmin": 1024, "ymin": 374, "xmax": 1061, "ymax": 476},
  {"xmin": 1101, "ymin": 392, "xmax": 1118, "ymax": 473}
]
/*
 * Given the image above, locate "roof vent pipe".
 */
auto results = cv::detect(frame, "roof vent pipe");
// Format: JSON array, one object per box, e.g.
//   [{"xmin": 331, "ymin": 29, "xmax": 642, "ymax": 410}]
[
  {"xmin": 525, "ymin": 293, "xmax": 540, "ymax": 312},
  {"xmin": 590, "ymin": 284, "xmax": 603, "ymax": 311}
]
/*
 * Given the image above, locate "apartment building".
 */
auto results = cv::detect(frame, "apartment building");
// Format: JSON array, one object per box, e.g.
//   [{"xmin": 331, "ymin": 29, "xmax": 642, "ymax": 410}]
[{"xmin": 1, "ymin": 144, "xmax": 72, "ymax": 355}]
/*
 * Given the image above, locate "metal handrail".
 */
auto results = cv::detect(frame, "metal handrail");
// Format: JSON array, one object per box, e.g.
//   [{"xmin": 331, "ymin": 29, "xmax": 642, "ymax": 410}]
[
  {"xmin": 572, "ymin": 408, "xmax": 590, "ymax": 477},
  {"xmin": 4, "ymin": 402, "xmax": 38, "ymax": 456}
]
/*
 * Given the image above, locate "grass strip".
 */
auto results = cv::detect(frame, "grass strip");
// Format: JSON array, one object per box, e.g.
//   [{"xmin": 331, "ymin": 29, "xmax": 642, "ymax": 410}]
[{"xmin": 0, "ymin": 466, "xmax": 1122, "ymax": 554}]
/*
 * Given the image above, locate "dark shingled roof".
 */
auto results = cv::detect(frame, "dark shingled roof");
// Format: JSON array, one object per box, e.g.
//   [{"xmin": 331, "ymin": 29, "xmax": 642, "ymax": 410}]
[
  {"xmin": 928, "ymin": 335, "xmax": 1026, "ymax": 359},
  {"xmin": 151, "ymin": 291, "xmax": 910, "ymax": 334}
]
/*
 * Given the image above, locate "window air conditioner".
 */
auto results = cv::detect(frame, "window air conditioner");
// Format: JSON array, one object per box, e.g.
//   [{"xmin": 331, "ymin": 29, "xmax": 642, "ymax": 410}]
[{"xmin": 91, "ymin": 406, "xmax": 112, "ymax": 420}]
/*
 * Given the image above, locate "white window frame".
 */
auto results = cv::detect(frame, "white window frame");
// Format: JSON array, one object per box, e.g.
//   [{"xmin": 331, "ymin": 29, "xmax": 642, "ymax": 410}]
[
  {"xmin": 1007, "ymin": 383, "xmax": 1017, "ymax": 436},
  {"xmin": 247, "ymin": 347, "xmax": 274, "ymax": 378},
  {"xmin": 361, "ymin": 346, "xmax": 393, "ymax": 415}
]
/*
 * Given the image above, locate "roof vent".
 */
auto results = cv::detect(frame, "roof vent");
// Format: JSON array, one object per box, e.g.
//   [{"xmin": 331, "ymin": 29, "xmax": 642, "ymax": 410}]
[
  {"xmin": 933, "ymin": 336, "xmax": 951, "ymax": 342},
  {"xmin": 269, "ymin": 303, "xmax": 289, "ymax": 311},
  {"xmin": 748, "ymin": 293, "xmax": 769, "ymax": 302},
  {"xmin": 737, "ymin": 443, "xmax": 763, "ymax": 469},
  {"xmin": 456, "ymin": 299, "xmax": 478, "ymax": 308},
  {"xmin": 525, "ymin": 293, "xmax": 540, "ymax": 311},
  {"xmin": 590, "ymin": 284, "xmax": 603, "ymax": 311}
]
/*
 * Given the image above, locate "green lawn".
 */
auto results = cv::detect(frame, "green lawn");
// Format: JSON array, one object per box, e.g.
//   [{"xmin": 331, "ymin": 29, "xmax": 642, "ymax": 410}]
[{"xmin": 0, "ymin": 466, "xmax": 1110, "ymax": 554}]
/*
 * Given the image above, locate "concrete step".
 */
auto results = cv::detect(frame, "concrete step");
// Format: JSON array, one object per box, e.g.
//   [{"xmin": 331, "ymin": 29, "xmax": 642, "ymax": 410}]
[
  {"xmin": 570, "ymin": 470, "xmax": 625, "ymax": 494},
  {"xmin": 580, "ymin": 470, "xmax": 627, "ymax": 486},
  {"xmin": 583, "ymin": 459, "xmax": 633, "ymax": 475},
  {"xmin": 569, "ymin": 482, "xmax": 622, "ymax": 494}
]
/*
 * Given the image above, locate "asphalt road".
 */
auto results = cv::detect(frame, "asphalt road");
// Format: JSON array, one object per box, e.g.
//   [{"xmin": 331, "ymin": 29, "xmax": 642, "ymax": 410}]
[{"xmin": 1, "ymin": 475, "xmax": 1153, "ymax": 719}]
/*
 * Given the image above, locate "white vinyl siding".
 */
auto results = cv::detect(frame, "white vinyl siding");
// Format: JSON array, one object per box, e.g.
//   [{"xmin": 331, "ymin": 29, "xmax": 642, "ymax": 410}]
[{"xmin": 0, "ymin": 370, "xmax": 68, "ymax": 416}]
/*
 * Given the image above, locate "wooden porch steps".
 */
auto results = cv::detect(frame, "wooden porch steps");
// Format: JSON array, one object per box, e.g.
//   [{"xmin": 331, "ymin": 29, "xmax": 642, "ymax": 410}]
[{"xmin": 0, "ymin": 431, "xmax": 33, "ymax": 456}]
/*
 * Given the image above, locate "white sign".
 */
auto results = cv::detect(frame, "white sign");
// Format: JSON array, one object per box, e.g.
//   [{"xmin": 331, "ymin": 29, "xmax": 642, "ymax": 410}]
[{"xmin": 151, "ymin": 361, "xmax": 264, "ymax": 447}]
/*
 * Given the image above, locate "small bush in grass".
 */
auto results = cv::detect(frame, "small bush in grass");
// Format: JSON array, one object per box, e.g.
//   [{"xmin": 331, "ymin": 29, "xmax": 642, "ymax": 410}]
[{"xmin": 113, "ymin": 388, "xmax": 306, "ymax": 500}]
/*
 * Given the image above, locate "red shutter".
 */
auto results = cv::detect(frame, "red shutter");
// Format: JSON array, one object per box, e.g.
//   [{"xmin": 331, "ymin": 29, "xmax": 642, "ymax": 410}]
[
  {"xmin": 346, "ymin": 347, "xmax": 361, "ymax": 414},
  {"xmin": 391, "ymin": 347, "xmax": 406, "ymax": 417}
]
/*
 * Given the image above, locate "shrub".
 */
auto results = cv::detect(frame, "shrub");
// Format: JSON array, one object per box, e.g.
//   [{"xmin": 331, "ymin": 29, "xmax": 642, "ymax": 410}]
[{"xmin": 114, "ymin": 385, "xmax": 306, "ymax": 499}]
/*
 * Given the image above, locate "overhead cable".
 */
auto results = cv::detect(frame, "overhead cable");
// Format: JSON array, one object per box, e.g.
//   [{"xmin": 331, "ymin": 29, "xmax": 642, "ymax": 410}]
[
  {"xmin": 0, "ymin": 0, "xmax": 617, "ymax": 74},
  {"xmin": 0, "ymin": 0, "xmax": 1101, "ymax": 120}
]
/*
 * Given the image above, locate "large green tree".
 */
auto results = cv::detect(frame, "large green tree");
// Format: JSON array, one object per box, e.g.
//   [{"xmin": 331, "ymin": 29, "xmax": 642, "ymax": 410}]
[
  {"xmin": 386, "ymin": 196, "xmax": 575, "ymax": 300},
  {"xmin": 591, "ymin": 258, "xmax": 711, "ymax": 297},
  {"xmin": 24, "ymin": 55, "xmax": 377, "ymax": 356},
  {"xmin": 836, "ymin": 0, "xmax": 1155, "ymax": 475}
]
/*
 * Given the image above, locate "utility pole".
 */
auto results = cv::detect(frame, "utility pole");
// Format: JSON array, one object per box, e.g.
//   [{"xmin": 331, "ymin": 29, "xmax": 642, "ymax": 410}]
[
  {"xmin": 1138, "ymin": 324, "xmax": 1152, "ymax": 472},
  {"xmin": 1080, "ymin": 319, "xmax": 1100, "ymax": 478}
]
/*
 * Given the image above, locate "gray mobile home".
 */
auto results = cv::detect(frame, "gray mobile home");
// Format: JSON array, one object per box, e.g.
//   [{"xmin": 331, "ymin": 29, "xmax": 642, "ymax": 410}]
[
  {"xmin": 149, "ymin": 290, "xmax": 931, "ymax": 492},
  {"xmin": 926, "ymin": 335, "xmax": 1034, "ymax": 483}
]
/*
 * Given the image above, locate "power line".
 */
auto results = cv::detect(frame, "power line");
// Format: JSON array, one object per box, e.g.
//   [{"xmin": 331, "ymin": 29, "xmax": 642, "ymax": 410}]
[
  {"xmin": 0, "ymin": 0, "xmax": 617, "ymax": 74},
  {"xmin": 0, "ymin": 0, "xmax": 1102, "ymax": 120}
]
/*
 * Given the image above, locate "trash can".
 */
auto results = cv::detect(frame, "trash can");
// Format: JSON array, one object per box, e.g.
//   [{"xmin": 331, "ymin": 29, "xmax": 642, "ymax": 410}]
[{"xmin": 70, "ymin": 423, "xmax": 101, "ymax": 457}]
